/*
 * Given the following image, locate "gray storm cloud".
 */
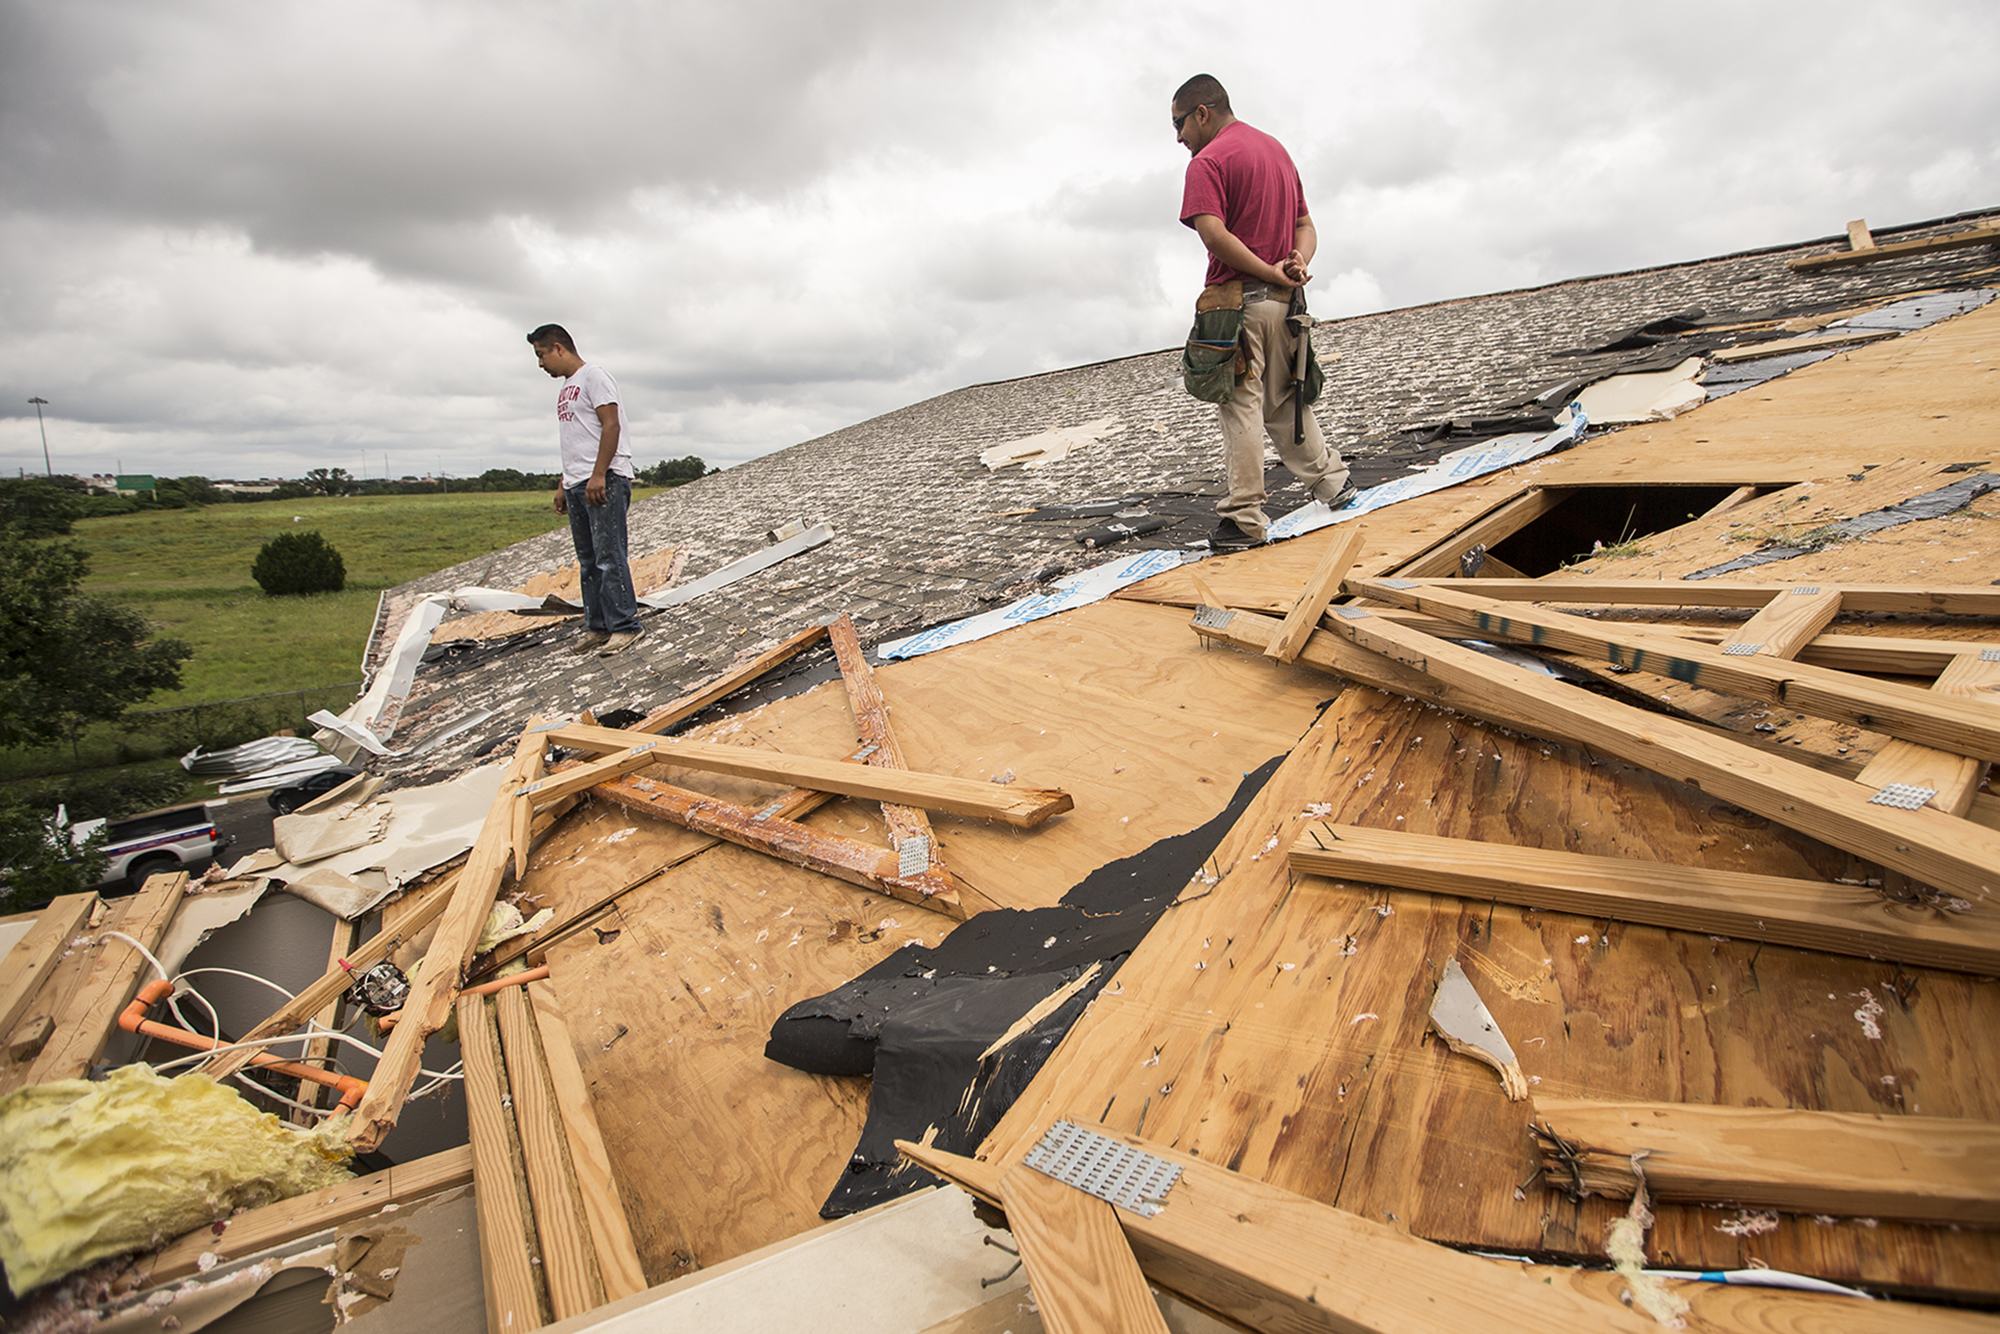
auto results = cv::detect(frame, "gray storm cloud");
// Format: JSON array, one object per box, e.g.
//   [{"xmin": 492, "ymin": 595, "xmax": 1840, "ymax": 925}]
[{"xmin": 1, "ymin": 0, "xmax": 1995, "ymax": 480}]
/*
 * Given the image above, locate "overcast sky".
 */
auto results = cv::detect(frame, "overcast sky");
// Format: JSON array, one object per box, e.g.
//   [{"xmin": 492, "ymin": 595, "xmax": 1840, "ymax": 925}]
[{"xmin": 3, "ymin": 1, "xmax": 1996, "ymax": 483}]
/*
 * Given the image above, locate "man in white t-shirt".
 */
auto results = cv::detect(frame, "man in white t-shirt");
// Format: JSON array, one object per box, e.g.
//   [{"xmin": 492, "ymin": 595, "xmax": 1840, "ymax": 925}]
[{"xmin": 529, "ymin": 323, "xmax": 643, "ymax": 655}]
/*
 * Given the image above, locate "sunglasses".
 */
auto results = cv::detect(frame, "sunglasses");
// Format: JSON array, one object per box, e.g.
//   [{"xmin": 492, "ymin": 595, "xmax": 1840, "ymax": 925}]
[{"xmin": 1173, "ymin": 104, "xmax": 1208, "ymax": 133}]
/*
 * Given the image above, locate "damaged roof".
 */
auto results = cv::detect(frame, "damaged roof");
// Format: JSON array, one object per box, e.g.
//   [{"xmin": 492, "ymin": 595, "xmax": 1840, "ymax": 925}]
[
  {"xmin": 376, "ymin": 207, "xmax": 2000, "ymax": 781},
  {"xmin": 8, "ymin": 206, "xmax": 2000, "ymax": 1332}
]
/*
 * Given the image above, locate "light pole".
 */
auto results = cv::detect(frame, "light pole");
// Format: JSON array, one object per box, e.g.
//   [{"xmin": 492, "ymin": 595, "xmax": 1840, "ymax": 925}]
[{"xmin": 27, "ymin": 397, "xmax": 50, "ymax": 476}]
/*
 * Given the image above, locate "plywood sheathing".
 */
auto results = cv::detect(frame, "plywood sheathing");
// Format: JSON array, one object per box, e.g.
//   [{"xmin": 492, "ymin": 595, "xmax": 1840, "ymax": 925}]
[
  {"xmin": 505, "ymin": 598, "xmax": 1331, "ymax": 1284},
  {"xmin": 978, "ymin": 678, "xmax": 2000, "ymax": 1297},
  {"xmin": 971, "ymin": 289, "xmax": 2000, "ymax": 1300}
]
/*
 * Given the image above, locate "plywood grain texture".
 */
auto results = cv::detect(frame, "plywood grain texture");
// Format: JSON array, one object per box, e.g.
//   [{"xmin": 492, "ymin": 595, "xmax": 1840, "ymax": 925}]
[
  {"xmin": 525, "ymin": 599, "xmax": 1332, "ymax": 1284},
  {"xmin": 979, "ymin": 678, "xmax": 2000, "ymax": 1297}
]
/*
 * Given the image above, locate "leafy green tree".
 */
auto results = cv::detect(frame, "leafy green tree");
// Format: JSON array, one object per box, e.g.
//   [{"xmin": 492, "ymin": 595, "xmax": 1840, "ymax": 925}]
[
  {"xmin": 251, "ymin": 529, "xmax": 347, "ymax": 595},
  {"xmin": 302, "ymin": 467, "xmax": 354, "ymax": 496},
  {"xmin": 0, "ymin": 478, "xmax": 86, "ymax": 537},
  {"xmin": 637, "ymin": 455, "xmax": 710, "ymax": 486},
  {"xmin": 0, "ymin": 535, "xmax": 192, "ymax": 757},
  {"xmin": 0, "ymin": 798, "xmax": 106, "ymax": 914}
]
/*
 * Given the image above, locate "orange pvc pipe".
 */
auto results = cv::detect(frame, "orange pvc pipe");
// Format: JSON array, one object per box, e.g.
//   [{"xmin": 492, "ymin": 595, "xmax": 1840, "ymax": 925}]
[
  {"xmin": 375, "ymin": 965, "xmax": 551, "ymax": 1031},
  {"xmin": 121, "ymin": 979, "xmax": 369, "ymax": 1110}
]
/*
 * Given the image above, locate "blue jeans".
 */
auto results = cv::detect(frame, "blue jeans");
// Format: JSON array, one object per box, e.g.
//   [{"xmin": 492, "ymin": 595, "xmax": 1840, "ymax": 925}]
[{"xmin": 565, "ymin": 473, "xmax": 641, "ymax": 634}]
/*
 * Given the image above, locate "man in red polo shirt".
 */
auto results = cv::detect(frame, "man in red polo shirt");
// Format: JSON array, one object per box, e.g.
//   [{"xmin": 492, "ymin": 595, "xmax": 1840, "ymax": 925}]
[{"xmin": 1174, "ymin": 74, "xmax": 1353, "ymax": 550}]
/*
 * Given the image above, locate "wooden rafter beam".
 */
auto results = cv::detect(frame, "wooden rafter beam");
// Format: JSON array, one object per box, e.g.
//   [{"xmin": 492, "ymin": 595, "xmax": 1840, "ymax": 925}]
[
  {"xmin": 0, "ymin": 893, "xmax": 95, "ymax": 1051},
  {"xmin": 493, "ymin": 985, "xmax": 604, "ymax": 1321},
  {"xmin": 123, "ymin": 1145, "xmax": 474, "ymax": 1290},
  {"xmin": 1287, "ymin": 824, "xmax": 2000, "ymax": 975},
  {"xmin": 1266, "ymin": 522, "xmax": 1367, "ymax": 664},
  {"xmin": 1719, "ymin": 586, "xmax": 1842, "ymax": 659},
  {"xmin": 19, "ymin": 873, "xmax": 183, "ymax": 1088},
  {"xmin": 525, "ymin": 979, "xmax": 645, "ymax": 1302},
  {"xmin": 545, "ymin": 721, "xmax": 1073, "ymax": 827},
  {"xmin": 827, "ymin": 614, "xmax": 948, "ymax": 875},
  {"xmin": 1347, "ymin": 577, "xmax": 2000, "ymax": 761},
  {"xmin": 1315, "ymin": 607, "xmax": 2000, "ymax": 900},
  {"xmin": 1392, "ymin": 577, "xmax": 2000, "ymax": 616},
  {"xmin": 346, "ymin": 724, "xmax": 553, "ymax": 1152},
  {"xmin": 1001, "ymin": 1162, "xmax": 1168, "ymax": 1334},
  {"xmin": 1532, "ymin": 1098, "xmax": 2000, "ymax": 1225},
  {"xmin": 1855, "ymin": 649, "xmax": 2000, "ymax": 816},
  {"xmin": 632, "ymin": 621, "xmax": 831, "ymax": 735},
  {"xmin": 1789, "ymin": 221, "xmax": 2000, "ymax": 271},
  {"xmin": 1389, "ymin": 489, "xmax": 1564, "ymax": 580},
  {"xmin": 591, "ymin": 772, "xmax": 968, "ymax": 917},
  {"xmin": 902, "ymin": 1124, "xmax": 1980, "ymax": 1333},
  {"xmin": 459, "ymin": 991, "xmax": 551, "ymax": 1333}
]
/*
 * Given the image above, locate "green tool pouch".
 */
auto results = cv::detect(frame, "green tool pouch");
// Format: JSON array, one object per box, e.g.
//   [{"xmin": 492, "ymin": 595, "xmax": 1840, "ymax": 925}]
[
  {"xmin": 1182, "ymin": 302, "xmax": 1245, "ymax": 404},
  {"xmin": 1301, "ymin": 336, "xmax": 1325, "ymax": 406}
]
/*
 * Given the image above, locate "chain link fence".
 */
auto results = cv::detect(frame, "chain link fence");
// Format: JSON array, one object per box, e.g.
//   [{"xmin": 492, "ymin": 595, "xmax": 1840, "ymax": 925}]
[{"xmin": 125, "ymin": 682, "xmax": 365, "ymax": 753}]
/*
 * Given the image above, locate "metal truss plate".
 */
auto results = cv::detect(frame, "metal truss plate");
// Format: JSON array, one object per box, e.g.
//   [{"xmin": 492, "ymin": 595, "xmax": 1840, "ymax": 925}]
[
  {"xmin": 1869, "ymin": 783, "xmax": 1937, "ymax": 810},
  {"xmin": 1024, "ymin": 1120, "xmax": 1182, "ymax": 1217},
  {"xmin": 898, "ymin": 836, "xmax": 931, "ymax": 878},
  {"xmin": 1789, "ymin": 586, "xmax": 1823, "ymax": 595},
  {"xmin": 1722, "ymin": 642, "xmax": 1762, "ymax": 656},
  {"xmin": 1332, "ymin": 606, "xmax": 1372, "ymax": 620},
  {"xmin": 1379, "ymin": 578, "xmax": 1419, "ymax": 589},
  {"xmin": 1983, "ymin": 648, "xmax": 2000, "ymax": 663},
  {"xmin": 1191, "ymin": 605, "xmax": 1235, "ymax": 629}
]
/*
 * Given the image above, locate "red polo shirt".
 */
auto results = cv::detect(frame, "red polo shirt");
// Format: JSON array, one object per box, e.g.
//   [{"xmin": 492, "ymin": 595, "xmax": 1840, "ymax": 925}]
[{"xmin": 1180, "ymin": 121, "xmax": 1310, "ymax": 287}]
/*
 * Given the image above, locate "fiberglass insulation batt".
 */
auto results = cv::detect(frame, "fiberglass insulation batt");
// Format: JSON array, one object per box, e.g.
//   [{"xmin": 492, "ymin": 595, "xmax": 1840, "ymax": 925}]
[{"xmin": 0, "ymin": 1065, "xmax": 351, "ymax": 1292}]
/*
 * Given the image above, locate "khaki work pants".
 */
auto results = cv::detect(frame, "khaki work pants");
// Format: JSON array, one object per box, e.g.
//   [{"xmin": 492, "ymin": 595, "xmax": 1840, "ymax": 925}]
[{"xmin": 1216, "ymin": 295, "xmax": 1347, "ymax": 539}]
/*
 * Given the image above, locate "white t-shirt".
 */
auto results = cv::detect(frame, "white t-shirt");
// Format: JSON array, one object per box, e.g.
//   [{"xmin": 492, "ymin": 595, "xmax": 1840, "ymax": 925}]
[{"xmin": 556, "ymin": 364, "xmax": 633, "ymax": 487}]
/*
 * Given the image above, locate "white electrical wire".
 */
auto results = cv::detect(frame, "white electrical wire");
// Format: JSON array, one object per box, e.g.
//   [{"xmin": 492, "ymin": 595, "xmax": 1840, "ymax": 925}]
[
  {"xmin": 176, "ymin": 966, "xmax": 299, "ymax": 1004},
  {"xmin": 101, "ymin": 930, "xmax": 168, "ymax": 983},
  {"xmin": 146, "ymin": 1030, "xmax": 463, "ymax": 1082},
  {"xmin": 233, "ymin": 1073, "xmax": 339, "ymax": 1118},
  {"xmin": 105, "ymin": 936, "xmax": 472, "ymax": 1120}
]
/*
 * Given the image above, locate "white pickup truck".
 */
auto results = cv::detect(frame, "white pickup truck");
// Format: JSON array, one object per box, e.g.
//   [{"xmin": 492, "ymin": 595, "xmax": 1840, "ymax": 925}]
[{"xmin": 72, "ymin": 803, "xmax": 225, "ymax": 890}]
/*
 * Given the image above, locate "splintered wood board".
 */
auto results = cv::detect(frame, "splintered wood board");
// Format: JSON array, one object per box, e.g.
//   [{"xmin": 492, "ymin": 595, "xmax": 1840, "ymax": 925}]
[
  {"xmin": 980, "ymin": 682, "xmax": 2000, "ymax": 1299},
  {"xmin": 527, "ymin": 598, "xmax": 1331, "ymax": 1283}
]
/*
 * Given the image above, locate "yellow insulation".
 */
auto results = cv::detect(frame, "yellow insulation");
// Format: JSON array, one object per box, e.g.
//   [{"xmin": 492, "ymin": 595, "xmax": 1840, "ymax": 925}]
[{"xmin": 0, "ymin": 1065, "xmax": 352, "ymax": 1292}]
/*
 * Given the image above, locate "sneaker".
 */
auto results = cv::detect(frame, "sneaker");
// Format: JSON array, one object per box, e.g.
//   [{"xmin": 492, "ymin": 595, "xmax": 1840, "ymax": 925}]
[
  {"xmin": 597, "ymin": 630, "xmax": 644, "ymax": 657},
  {"xmin": 1205, "ymin": 518, "xmax": 1263, "ymax": 552},
  {"xmin": 1325, "ymin": 480, "xmax": 1360, "ymax": 510},
  {"xmin": 578, "ymin": 630, "xmax": 612, "ymax": 652}
]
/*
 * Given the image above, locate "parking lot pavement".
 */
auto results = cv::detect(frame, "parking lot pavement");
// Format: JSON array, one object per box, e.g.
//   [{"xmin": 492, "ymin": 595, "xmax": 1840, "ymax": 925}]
[{"xmin": 205, "ymin": 794, "xmax": 277, "ymax": 868}]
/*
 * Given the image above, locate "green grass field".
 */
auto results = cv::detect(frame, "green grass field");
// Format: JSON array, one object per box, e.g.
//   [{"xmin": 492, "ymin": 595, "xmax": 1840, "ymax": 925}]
[{"xmin": 4, "ymin": 490, "xmax": 656, "ymax": 782}]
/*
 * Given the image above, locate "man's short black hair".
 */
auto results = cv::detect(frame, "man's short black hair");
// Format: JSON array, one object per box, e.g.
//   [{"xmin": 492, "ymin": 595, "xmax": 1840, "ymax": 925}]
[
  {"xmin": 1173, "ymin": 74, "xmax": 1231, "ymax": 116},
  {"xmin": 527, "ymin": 324, "xmax": 577, "ymax": 355}
]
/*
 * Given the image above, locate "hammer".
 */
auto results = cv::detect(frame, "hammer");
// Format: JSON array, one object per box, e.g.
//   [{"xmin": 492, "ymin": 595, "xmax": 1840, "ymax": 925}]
[{"xmin": 1286, "ymin": 287, "xmax": 1316, "ymax": 446}]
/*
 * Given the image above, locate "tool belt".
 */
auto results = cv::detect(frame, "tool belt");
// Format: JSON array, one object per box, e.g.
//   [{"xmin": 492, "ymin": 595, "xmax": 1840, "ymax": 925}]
[{"xmin": 1181, "ymin": 280, "xmax": 1325, "ymax": 406}]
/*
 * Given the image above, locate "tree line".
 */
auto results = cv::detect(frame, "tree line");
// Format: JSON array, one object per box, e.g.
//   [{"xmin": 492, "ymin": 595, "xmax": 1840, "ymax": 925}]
[{"xmin": 0, "ymin": 454, "xmax": 714, "ymax": 523}]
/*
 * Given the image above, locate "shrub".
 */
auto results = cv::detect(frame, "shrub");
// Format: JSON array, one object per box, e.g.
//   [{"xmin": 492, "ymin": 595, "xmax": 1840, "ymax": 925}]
[
  {"xmin": 0, "ymin": 796, "xmax": 106, "ymax": 914},
  {"xmin": 251, "ymin": 530, "xmax": 347, "ymax": 595}
]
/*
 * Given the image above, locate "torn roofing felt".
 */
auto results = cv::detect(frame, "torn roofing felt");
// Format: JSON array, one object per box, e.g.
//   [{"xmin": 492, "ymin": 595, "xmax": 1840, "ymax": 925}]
[
  {"xmin": 1685, "ymin": 473, "xmax": 2000, "ymax": 579},
  {"xmin": 765, "ymin": 752, "xmax": 1286, "ymax": 1217}
]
